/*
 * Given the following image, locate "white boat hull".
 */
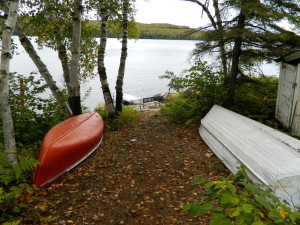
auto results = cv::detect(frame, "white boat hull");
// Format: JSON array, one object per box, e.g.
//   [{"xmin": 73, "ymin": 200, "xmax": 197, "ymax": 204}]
[{"xmin": 200, "ymin": 105, "xmax": 300, "ymax": 210}]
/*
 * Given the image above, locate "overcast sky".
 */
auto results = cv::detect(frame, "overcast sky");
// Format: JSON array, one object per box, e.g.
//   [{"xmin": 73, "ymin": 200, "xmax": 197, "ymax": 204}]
[{"xmin": 135, "ymin": 0, "xmax": 210, "ymax": 28}]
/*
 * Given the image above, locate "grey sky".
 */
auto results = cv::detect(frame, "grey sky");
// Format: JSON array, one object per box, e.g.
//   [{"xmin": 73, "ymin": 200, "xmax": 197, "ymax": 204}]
[{"xmin": 135, "ymin": 0, "xmax": 210, "ymax": 28}]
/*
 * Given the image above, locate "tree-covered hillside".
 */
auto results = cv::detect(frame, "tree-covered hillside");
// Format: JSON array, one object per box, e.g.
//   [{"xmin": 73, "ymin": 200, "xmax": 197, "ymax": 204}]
[
  {"xmin": 18, "ymin": 18, "xmax": 203, "ymax": 40},
  {"xmin": 136, "ymin": 23, "xmax": 203, "ymax": 40},
  {"xmin": 66, "ymin": 20, "xmax": 203, "ymax": 40}
]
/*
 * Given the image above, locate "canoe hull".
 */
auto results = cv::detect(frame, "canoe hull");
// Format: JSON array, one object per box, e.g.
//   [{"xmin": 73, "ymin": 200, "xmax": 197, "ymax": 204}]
[{"xmin": 33, "ymin": 112, "xmax": 104, "ymax": 188}]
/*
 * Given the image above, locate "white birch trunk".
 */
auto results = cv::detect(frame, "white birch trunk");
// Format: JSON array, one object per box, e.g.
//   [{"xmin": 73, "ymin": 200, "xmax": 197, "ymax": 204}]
[
  {"xmin": 98, "ymin": 1, "xmax": 115, "ymax": 116},
  {"xmin": 69, "ymin": 0, "xmax": 82, "ymax": 115},
  {"xmin": 57, "ymin": 42, "xmax": 72, "ymax": 95},
  {"xmin": 16, "ymin": 24, "xmax": 72, "ymax": 118},
  {"xmin": 115, "ymin": 0, "xmax": 129, "ymax": 112},
  {"xmin": 0, "ymin": 0, "xmax": 19, "ymax": 165}
]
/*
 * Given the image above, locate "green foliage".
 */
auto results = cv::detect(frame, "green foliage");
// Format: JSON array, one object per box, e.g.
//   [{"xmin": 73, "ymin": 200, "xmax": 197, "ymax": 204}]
[
  {"xmin": 95, "ymin": 105, "xmax": 139, "ymax": 130},
  {"xmin": 190, "ymin": 0, "xmax": 300, "ymax": 69},
  {"xmin": 107, "ymin": 20, "xmax": 140, "ymax": 39},
  {"xmin": 20, "ymin": 1, "xmax": 99, "ymax": 79},
  {"xmin": 161, "ymin": 94, "xmax": 204, "ymax": 125},
  {"xmin": 136, "ymin": 23, "xmax": 203, "ymax": 40},
  {"xmin": 233, "ymin": 75, "xmax": 279, "ymax": 118},
  {"xmin": 161, "ymin": 62, "xmax": 279, "ymax": 124},
  {"xmin": 4, "ymin": 73, "xmax": 65, "ymax": 157},
  {"xmin": 0, "ymin": 150, "xmax": 39, "ymax": 223},
  {"xmin": 72, "ymin": 20, "xmax": 202, "ymax": 40},
  {"xmin": 183, "ymin": 166, "xmax": 300, "ymax": 224},
  {"xmin": 161, "ymin": 62, "xmax": 225, "ymax": 124}
]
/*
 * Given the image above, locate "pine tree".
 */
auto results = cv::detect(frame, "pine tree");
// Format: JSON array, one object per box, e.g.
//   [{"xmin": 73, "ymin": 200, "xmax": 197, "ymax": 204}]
[{"xmin": 183, "ymin": 0, "xmax": 300, "ymax": 105}]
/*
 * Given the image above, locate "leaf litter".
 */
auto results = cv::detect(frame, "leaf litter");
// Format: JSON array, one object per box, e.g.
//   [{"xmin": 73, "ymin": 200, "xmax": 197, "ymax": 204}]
[{"xmin": 27, "ymin": 111, "xmax": 229, "ymax": 224}]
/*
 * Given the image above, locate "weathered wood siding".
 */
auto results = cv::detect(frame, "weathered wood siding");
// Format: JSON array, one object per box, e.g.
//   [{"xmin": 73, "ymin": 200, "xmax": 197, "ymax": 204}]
[{"xmin": 276, "ymin": 63, "xmax": 298, "ymax": 129}]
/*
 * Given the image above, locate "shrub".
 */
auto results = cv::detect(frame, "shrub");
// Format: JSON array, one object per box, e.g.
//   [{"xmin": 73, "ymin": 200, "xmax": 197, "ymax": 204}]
[
  {"xmin": 95, "ymin": 105, "xmax": 139, "ymax": 130},
  {"xmin": 161, "ymin": 61, "xmax": 225, "ymax": 124},
  {"xmin": 183, "ymin": 166, "xmax": 300, "ymax": 225},
  {"xmin": 161, "ymin": 94, "xmax": 202, "ymax": 124},
  {"xmin": 0, "ymin": 150, "xmax": 39, "ymax": 223},
  {"xmin": 161, "ymin": 61, "xmax": 279, "ymax": 124},
  {"xmin": 3, "ymin": 73, "xmax": 66, "ymax": 157},
  {"xmin": 233, "ymin": 75, "xmax": 278, "ymax": 118}
]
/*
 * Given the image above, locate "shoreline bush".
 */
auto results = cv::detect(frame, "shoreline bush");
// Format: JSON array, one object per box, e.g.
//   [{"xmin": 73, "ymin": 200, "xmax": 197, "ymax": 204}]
[
  {"xmin": 183, "ymin": 166, "xmax": 300, "ymax": 224},
  {"xmin": 161, "ymin": 61, "xmax": 278, "ymax": 124}
]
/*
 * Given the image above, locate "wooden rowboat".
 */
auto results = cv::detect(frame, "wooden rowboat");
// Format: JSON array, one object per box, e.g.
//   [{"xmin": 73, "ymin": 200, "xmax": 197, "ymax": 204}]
[{"xmin": 33, "ymin": 112, "xmax": 104, "ymax": 189}]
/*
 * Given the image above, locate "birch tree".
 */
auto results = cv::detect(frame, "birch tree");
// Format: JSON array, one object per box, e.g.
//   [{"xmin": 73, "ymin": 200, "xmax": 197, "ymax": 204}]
[
  {"xmin": 98, "ymin": 0, "xmax": 115, "ymax": 117},
  {"xmin": 97, "ymin": 0, "xmax": 136, "ymax": 115},
  {"xmin": 16, "ymin": 24, "xmax": 72, "ymax": 118},
  {"xmin": 115, "ymin": 0, "xmax": 129, "ymax": 112},
  {"xmin": 0, "ymin": 0, "xmax": 19, "ymax": 165},
  {"xmin": 21, "ymin": 0, "xmax": 97, "ymax": 115},
  {"xmin": 69, "ymin": 0, "xmax": 83, "ymax": 115}
]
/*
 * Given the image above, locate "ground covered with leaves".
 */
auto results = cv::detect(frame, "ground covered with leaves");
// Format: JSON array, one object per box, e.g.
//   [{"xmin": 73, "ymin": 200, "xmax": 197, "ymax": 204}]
[{"xmin": 27, "ymin": 112, "xmax": 229, "ymax": 225}]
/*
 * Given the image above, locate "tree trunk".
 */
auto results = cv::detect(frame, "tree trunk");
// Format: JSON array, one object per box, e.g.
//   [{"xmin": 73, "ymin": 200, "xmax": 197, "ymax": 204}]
[
  {"xmin": 98, "ymin": 1, "xmax": 115, "ymax": 117},
  {"xmin": 57, "ymin": 42, "xmax": 72, "ymax": 97},
  {"xmin": 213, "ymin": 0, "xmax": 228, "ymax": 79},
  {"xmin": 69, "ymin": 0, "xmax": 83, "ymax": 116},
  {"xmin": 0, "ymin": 0, "xmax": 19, "ymax": 165},
  {"xmin": 115, "ymin": 0, "xmax": 129, "ymax": 112},
  {"xmin": 16, "ymin": 24, "xmax": 72, "ymax": 118},
  {"xmin": 226, "ymin": 9, "xmax": 246, "ymax": 107},
  {"xmin": 185, "ymin": 0, "xmax": 228, "ymax": 81}
]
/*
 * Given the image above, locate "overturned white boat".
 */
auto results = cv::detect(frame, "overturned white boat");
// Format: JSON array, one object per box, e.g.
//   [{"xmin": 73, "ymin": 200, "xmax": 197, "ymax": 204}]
[
  {"xmin": 123, "ymin": 93, "xmax": 142, "ymax": 105},
  {"xmin": 200, "ymin": 105, "xmax": 300, "ymax": 209}
]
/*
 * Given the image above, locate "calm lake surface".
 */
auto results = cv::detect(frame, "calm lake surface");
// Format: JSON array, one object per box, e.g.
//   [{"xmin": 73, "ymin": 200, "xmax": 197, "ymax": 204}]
[{"xmin": 11, "ymin": 38, "xmax": 278, "ymax": 110}]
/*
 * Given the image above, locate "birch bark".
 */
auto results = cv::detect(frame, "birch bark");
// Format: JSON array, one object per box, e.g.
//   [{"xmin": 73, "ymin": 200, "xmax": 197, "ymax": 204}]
[
  {"xmin": 16, "ymin": 24, "xmax": 72, "ymax": 118},
  {"xmin": 115, "ymin": 0, "xmax": 129, "ymax": 112},
  {"xmin": 0, "ymin": 0, "xmax": 19, "ymax": 164},
  {"xmin": 69, "ymin": 0, "xmax": 83, "ymax": 115},
  {"xmin": 57, "ymin": 41, "xmax": 72, "ymax": 96},
  {"xmin": 98, "ymin": 1, "xmax": 115, "ymax": 116}
]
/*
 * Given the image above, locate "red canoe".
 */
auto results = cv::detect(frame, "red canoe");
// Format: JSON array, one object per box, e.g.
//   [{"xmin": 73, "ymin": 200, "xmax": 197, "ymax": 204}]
[{"xmin": 33, "ymin": 112, "xmax": 104, "ymax": 188}]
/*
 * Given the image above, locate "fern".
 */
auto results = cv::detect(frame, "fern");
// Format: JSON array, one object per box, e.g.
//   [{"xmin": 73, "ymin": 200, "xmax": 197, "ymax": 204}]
[
  {"xmin": 0, "ymin": 151, "xmax": 39, "ymax": 186},
  {"xmin": 0, "ymin": 151, "xmax": 39, "ymax": 223},
  {"xmin": 17, "ymin": 156, "xmax": 39, "ymax": 172},
  {"xmin": 0, "ymin": 167, "xmax": 15, "ymax": 185},
  {"xmin": 0, "ymin": 187, "xmax": 4, "ymax": 203},
  {"xmin": 0, "ymin": 150, "xmax": 11, "ymax": 168}
]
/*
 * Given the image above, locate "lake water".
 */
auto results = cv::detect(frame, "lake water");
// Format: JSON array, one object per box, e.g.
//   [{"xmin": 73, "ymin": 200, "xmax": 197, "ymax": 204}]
[{"xmin": 10, "ymin": 38, "xmax": 279, "ymax": 110}]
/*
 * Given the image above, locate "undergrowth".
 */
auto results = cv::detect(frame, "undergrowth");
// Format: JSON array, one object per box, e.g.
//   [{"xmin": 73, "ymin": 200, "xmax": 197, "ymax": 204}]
[
  {"xmin": 161, "ymin": 61, "xmax": 278, "ymax": 124},
  {"xmin": 184, "ymin": 166, "xmax": 300, "ymax": 225},
  {"xmin": 95, "ymin": 105, "xmax": 140, "ymax": 130},
  {"xmin": 0, "ymin": 150, "xmax": 39, "ymax": 224}
]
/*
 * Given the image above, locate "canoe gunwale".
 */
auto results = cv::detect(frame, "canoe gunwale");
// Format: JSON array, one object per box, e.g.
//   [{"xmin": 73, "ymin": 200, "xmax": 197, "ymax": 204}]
[{"xmin": 39, "ymin": 135, "xmax": 103, "ymax": 188}]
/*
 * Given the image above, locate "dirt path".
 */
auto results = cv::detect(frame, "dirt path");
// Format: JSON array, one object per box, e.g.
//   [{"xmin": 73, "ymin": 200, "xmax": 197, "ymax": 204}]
[{"xmin": 31, "ymin": 112, "xmax": 228, "ymax": 225}]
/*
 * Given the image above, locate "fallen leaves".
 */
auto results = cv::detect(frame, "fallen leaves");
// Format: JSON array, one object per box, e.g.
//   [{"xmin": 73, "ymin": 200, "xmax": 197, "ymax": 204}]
[{"xmin": 27, "ymin": 112, "xmax": 228, "ymax": 225}]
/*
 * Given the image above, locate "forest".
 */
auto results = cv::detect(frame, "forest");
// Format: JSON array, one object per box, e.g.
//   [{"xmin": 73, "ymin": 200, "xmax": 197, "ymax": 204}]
[
  {"xmin": 133, "ymin": 23, "xmax": 203, "ymax": 40},
  {"xmin": 74, "ymin": 20, "xmax": 204, "ymax": 40},
  {"xmin": 2, "ymin": 0, "xmax": 300, "ymax": 224},
  {"xmin": 20, "ymin": 17, "xmax": 204, "ymax": 40}
]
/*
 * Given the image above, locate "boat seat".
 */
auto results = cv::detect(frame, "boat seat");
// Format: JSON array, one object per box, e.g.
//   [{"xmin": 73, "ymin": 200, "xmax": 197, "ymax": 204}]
[{"xmin": 200, "ymin": 105, "xmax": 300, "ymax": 210}]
